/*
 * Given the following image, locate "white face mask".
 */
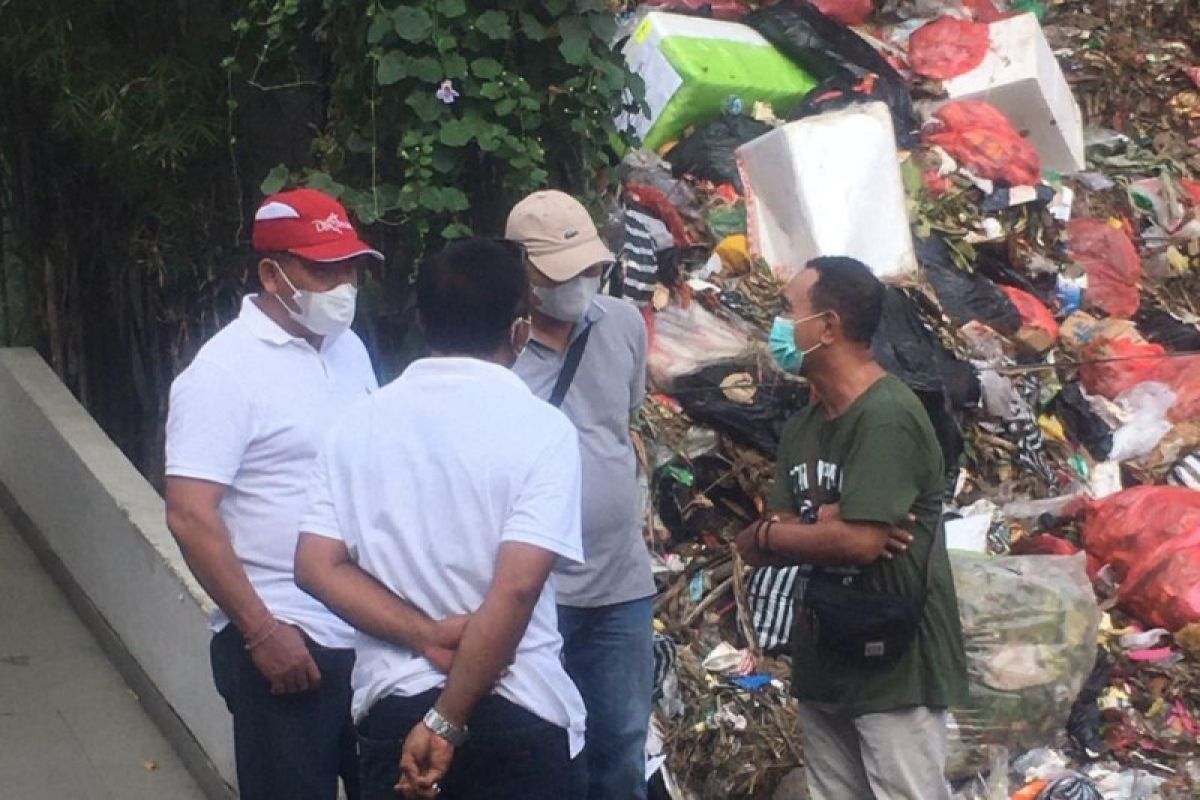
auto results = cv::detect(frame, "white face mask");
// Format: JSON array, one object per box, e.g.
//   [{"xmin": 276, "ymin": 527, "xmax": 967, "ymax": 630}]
[
  {"xmin": 273, "ymin": 263, "xmax": 358, "ymax": 337},
  {"xmin": 532, "ymin": 274, "xmax": 601, "ymax": 322}
]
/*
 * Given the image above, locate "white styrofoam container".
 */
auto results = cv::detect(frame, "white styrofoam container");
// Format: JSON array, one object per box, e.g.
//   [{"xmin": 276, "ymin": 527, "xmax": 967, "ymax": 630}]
[
  {"xmin": 737, "ymin": 102, "xmax": 917, "ymax": 285},
  {"xmin": 943, "ymin": 12, "xmax": 1086, "ymax": 174}
]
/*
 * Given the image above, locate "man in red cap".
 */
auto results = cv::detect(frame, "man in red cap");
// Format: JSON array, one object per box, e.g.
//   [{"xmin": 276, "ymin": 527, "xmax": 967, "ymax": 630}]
[{"xmin": 164, "ymin": 189, "xmax": 464, "ymax": 800}]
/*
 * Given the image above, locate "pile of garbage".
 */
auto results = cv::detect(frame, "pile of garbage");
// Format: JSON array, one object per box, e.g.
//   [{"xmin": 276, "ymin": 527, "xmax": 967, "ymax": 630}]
[{"xmin": 609, "ymin": 1, "xmax": 1200, "ymax": 798}]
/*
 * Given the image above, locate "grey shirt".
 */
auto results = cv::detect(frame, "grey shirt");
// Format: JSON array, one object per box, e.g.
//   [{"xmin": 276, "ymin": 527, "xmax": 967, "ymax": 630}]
[{"xmin": 514, "ymin": 295, "xmax": 656, "ymax": 607}]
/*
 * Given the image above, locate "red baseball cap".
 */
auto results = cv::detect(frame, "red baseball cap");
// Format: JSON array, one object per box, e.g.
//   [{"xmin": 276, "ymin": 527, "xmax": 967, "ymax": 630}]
[{"xmin": 251, "ymin": 188, "xmax": 383, "ymax": 263}]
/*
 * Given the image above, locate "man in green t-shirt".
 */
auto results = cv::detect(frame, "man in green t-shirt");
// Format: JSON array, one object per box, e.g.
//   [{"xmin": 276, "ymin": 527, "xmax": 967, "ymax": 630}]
[{"xmin": 736, "ymin": 257, "xmax": 967, "ymax": 800}]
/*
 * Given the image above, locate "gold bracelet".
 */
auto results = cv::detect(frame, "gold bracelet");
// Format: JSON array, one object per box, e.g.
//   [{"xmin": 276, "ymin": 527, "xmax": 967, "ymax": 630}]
[{"xmin": 244, "ymin": 618, "xmax": 280, "ymax": 651}]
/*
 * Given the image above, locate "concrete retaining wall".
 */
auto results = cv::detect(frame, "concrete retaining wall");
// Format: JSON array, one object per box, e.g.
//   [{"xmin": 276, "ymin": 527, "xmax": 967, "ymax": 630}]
[{"xmin": 0, "ymin": 348, "xmax": 234, "ymax": 796}]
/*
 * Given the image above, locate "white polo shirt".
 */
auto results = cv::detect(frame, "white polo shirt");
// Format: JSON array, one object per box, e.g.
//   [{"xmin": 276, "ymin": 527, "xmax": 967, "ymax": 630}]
[
  {"xmin": 300, "ymin": 357, "xmax": 587, "ymax": 756},
  {"xmin": 165, "ymin": 295, "xmax": 378, "ymax": 648}
]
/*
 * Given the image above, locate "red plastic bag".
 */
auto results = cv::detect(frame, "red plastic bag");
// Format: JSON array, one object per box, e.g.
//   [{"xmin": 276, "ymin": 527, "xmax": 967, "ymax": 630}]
[
  {"xmin": 962, "ymin": 0, "xmax": 1003, "ymax": 22},
  {"xmin": 1079, "ymin": 336, "xmax": 1166, "ymax": 399},
  {"xmin": 1010, "ymin": 534, "xmax": 1081, "ymax": 557},
  {"xmin": 923, "ymin": 101, "xmax": 1041, "ymax": 186},
  {"xmin": 625, "ymin": 183, "xmax": 692, "ymax": 248},
  {"xmin": 1067, "ymin": 218, "xmax": 1143, "ymax": 319},
  {"xmin": 810, "ymin": 0, "xmax": 874, "ymax": 25},
  {"xmin": 1082, "ymin": 486, "xmax": 1200, "ymax": 631},
  {"xmin": 909, "ymin": 17, "xmax": 990, "ymax": 80},
  {"xmin": 1000, "ymin": 286, "xmax": 1059, "ymax": 340}
]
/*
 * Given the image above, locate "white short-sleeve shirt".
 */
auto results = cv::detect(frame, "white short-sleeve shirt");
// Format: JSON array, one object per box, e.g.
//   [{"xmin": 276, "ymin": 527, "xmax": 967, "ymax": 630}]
[
  {"xmin": 165, "ymin": 295, "xmax": 378, "ymax": 648},
  {"xmin": 300, "ymin": 357, "xmax": 587, "ymax": 755}
]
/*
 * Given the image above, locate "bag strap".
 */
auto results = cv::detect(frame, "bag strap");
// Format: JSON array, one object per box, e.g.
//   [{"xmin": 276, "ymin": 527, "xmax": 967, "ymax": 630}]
[{"xmin": 549, "ymin": 325, "xmax": 593, "ymax": 408}]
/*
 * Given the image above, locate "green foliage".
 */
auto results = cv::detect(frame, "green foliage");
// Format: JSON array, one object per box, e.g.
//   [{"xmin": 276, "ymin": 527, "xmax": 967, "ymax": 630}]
[{"xmin": 231, "ymin": 0, "xmax": 643, "ymax": 255}]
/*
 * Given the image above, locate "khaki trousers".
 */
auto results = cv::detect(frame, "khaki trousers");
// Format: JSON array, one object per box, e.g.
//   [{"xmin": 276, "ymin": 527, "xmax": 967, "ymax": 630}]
[{"xmin": 796, "ymin": 704, "xmax": 952, "ymax": 800}]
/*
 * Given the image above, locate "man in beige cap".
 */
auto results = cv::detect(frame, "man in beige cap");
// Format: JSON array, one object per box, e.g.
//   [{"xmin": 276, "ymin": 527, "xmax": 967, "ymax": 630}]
[{"xmin": 506, "ymin": 190, "xmax": 654, "ymax": 800}]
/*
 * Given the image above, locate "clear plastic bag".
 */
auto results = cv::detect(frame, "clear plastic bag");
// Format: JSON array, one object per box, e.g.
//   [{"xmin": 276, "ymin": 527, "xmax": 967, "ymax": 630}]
[
  {"xmin": 646, "ymin": 300, "xmax": 758, "ymax": 389},
  {"xmin": 945, "ymin": 553, "xmax": 1102, "ymax": 780}
]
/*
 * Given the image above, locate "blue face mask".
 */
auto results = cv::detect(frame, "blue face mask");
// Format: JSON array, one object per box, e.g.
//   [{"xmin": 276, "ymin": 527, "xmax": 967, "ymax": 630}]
[{"xmin": 768, "ymin": 312, "xmax": 825, "ymax": 374}]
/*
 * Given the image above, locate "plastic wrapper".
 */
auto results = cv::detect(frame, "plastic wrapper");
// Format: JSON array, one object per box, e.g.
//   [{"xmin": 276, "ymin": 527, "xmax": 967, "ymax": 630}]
[
  {"xmin": 945, "ymin": 553, "xmax": 1102, "ymax": 780},
  {"xmin": 924, "ymin": 100, "xmax": 1042, "ymax": 186},
  {"xmin": 669, "ymin": 115, "xmax": 772, "ymax": 191},
  {"xmin": 908, "ymin": 17, "xmax": 990, "ymax": 80},
  {"xmin": 918, "ymin": 236, "xmax": 1021, "ymax": 334},
  {"xmin": 646, "ymin": 300, "xmax": 758, "ymax": 389},
  {"xmin": 1108, "ymin": 382, "xmax": 1175, "ymax": 462},
  {"xmin": 1067, "ymin": 219, "xmax": 1143, "ymax": 320},
  {"xmin": 1081, "ymin": 486, "xmax": 1200, "ymax": 631}
]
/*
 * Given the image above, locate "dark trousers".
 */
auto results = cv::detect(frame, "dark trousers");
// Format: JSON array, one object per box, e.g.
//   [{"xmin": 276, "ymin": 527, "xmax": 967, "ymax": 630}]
[
  {"xmin": 357, "ymin": 689, "xmax": 584, "ymax": 800},
  {"xmin": 210, "ymin": 625, "xmax": 359, "ymax": 800}
]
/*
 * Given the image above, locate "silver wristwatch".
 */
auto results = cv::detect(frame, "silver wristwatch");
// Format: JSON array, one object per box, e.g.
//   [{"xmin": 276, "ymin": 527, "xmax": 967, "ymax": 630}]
[{"xmin": 423, "ymin": 707, "xmax": 469, "ymax": 747}]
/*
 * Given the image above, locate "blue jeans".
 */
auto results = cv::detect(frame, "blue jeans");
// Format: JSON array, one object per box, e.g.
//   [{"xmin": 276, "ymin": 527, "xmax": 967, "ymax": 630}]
[
  {"xmin": 357, "ymin": 689, "xmax": 583, "ymax": 800},
  {"xmin": 558, "ymin": 596, "xmax": 654, "ymax": 800},
  {"xmin": 210, "ymin": 625, "xmax": 359, "ymax": 800}
]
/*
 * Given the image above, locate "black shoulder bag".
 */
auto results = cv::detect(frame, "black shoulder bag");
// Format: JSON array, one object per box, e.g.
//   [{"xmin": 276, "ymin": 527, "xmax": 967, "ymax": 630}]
[
  {"xmin": 800, "ymin": 521, "xmax": 942, "ymax": 665},
  {"xmin": 548, "ymin": 325, "xmax": 593, "ymax": 408}
]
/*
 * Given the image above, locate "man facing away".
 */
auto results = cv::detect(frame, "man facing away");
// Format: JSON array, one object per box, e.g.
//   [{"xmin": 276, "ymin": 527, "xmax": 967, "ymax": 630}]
[
  {"xmin": 294, "ymin": 238, "xmax": 587, "ymax": 800},
  {"xmin": 164, "ymin": 188, "xmax": 391, "ymax": 799},
  {"xmin": 736, "ymin": 257, "xmax": 968, "ymax": 800},
  {"xmin": 506, "ymin": 190, "xmax": 655, "ymax": 800}
]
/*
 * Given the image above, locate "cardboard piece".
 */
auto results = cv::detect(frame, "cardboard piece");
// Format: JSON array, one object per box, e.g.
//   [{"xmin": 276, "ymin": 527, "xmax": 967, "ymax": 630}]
[
  {"xmin": 737, "ymin": 102, "xmax": 917, "ymax": 284},
  {"xmin": 943, "ymin": 13, "xmax": 1086, "ymax": 174},
  {"xmin": 619, "ymin": 12, "xmax": 816, "ymax": 152}
]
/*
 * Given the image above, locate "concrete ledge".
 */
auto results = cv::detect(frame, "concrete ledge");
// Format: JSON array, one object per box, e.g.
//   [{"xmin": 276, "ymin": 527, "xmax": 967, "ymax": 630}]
[{"xmin": 0, "ymin": 348, "xmax": 235, "ymax": 797}]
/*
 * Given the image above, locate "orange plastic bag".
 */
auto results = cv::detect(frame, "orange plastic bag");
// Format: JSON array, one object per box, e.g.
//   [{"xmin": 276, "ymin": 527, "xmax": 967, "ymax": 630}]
[
  {"xmin": 1082, "ymin": 486, "xmax": 1200, "ymax": 631},
  {"xmin": 1000, "ymin": 286, "xmax": 1059, "ymax": 340},
  {"xmin": 1079, "ymin": 337, "xmax": 1165, "ymax": 399},
  {"xmin": 909, "ymin": 17, "xmax": 990, "ymax": 80},
  {"xmin": 924, "ymin": 101, "xmax": 1042, "ymax": 186},
  {"xmin": 1067, "ymin": 218, "xmax": 1143, "ymax": 319}
]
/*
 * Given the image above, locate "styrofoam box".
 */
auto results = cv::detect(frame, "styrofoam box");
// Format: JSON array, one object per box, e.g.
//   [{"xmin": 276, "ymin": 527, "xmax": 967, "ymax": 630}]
[
  {"xmin": 737, "ymin": 102, "xmax": 917, "ymax": 285},
  {"xmin": 943, "ymin": 12, "xmax": 1086, "ymax": 174}
]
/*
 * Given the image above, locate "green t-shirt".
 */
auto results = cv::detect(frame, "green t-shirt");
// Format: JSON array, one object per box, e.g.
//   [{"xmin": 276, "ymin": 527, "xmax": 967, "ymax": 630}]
[{"xmin": 766, "ymin": 374, "xmax": 968, "ymax": 716}]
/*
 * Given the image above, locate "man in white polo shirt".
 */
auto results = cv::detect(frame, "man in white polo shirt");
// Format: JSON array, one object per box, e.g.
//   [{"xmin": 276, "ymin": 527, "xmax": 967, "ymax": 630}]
[
  {"xmin": 165, "ymin": 189, "xmax": 463, "ymax": 800},
  {"xmin": 295, "ymin": 238, "xmax": 586, "ymax": 800}
]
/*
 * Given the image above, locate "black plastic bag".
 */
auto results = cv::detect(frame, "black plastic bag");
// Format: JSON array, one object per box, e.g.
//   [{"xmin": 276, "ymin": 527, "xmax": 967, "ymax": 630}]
[
  {"xmin": 669, "ymin": 115, "xmax": 772, "ymax": 191},
  {"xmin": 673, "ymin": 362, "xmax": 810, "ymax": 454},
  {"xmin": 1067, "ymin": 647, "xmax": 1112, "ymax": 761},
  {"xmin": 1134, "ymin": 302, "xmax": 1200, "ymax": 352},
  {"xmin": 655, "ymin": 453, "xmax": 758, "ymax": 543},
  {"xmin": 917, "ymin": 236, "xmax": 1022, "ymax": 334},
  {"xmin": 872, "ymin": 288, "xmax": 976, "ymax": 470},
  {"xmin": 746, "ymin": 2, "xmax": 918, "ymax": 145},
  {"xmin": 1054, "ymin": 383, "xmax": 1113, "ymax": 461}
]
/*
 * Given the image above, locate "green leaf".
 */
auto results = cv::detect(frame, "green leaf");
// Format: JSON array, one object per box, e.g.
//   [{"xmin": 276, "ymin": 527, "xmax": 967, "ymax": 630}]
[
  {"xmin": 475, "ymin": 10, "xmax": 512, "ymax": 40},
  {"xmin": 542, "ymin": 0, "xmax": 570, "ymax": 15},
  {"xmin": 418, "ymin": 185, "xmax": 446, "ymax": 212},
  {"xmin": 479, "ymin": 81, "xmax": 505, "ymax": 100},
  {"xmin": 431, "ymin": 148, "xmax": 459, "ymax": 173},
  {"xmin": 374, "ymin": 183, "xmax": 402, "ymax": 211},
  {"xmin": 436, "ymin": 0, "xmax": 467, "ymax": 18},
  {"xmin": 260, "ymin": 164, "xmax": 290, "ymax": 195},
  {"xmin": 406, "ymin": 90, "xmax": 445, "ymax": 122},
  {"xmin": 367, "ymin": 13, "xmax": 393, "ymax": 44},
  {"xmin": 586, "ymin": 13, "xmax": 617, "ymax": 41},
  {"xmin": 518, "ymin": 11, "xmax": 546, "ymax": 41},
  {"xmin": 494, "ymin": 98, "xmax": 517, "ymax": 116},
  {"xmin": 441, "ymin": 222, "xmax": 472, "ymax": 239},
  {"xmin": 558, "ymin": 16, "xmax": 591, "ymax": 66},
  {"xmin": 435, "ymin": 34, "xmax": 457, "ymax": 53},
  {"xmin": 303, "ymin": 170, "xmax": 346, "ymax": 198},
  {"xmin": 376, "ymin": 52, "xmax": 409, "ymax": 85},
  {"xmin": 392, "ymin": 6, "xmax": 434, "ymax": 43},
  {"xmin": 470, "ymin": 57, "xmax": 503, "ymax": 80},
  {"xmin": 410, "ymin": 56, "xmax": 443, "ymax": 83},
  {"xmin": 439, "ymin": 119, "xmax": 474, "ymax": 147},
  {"xmin": 439, "ymin": 187, "xmax": 470, "ymax": 212},
  {"xmin": 441, "ymin": 54, "xmax": 468, "ymax": 79}
]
